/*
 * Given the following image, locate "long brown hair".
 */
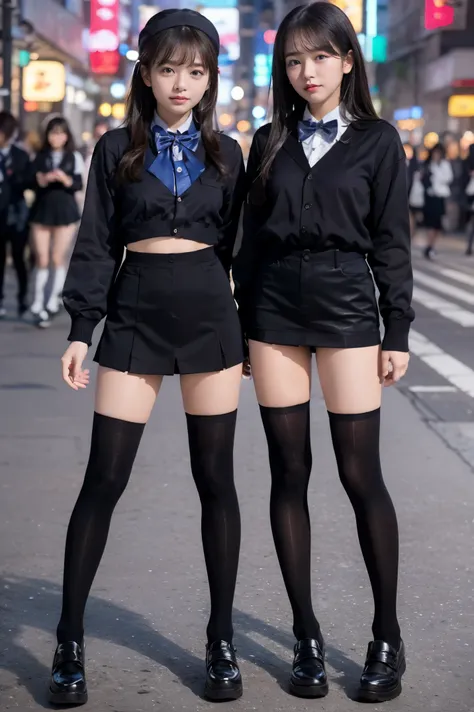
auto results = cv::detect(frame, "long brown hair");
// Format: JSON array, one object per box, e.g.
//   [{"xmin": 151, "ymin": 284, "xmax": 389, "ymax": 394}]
[
  {"xmin": 260, "ymin": 2, "xmax": 378, "ymax": 182},
  {"xmin": 118, "ymin": 26, "xmax": 224, "ymax": 181}
]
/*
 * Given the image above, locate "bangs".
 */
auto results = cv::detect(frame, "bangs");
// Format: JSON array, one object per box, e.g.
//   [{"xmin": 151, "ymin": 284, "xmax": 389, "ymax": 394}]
[
  {"xmin": 149, "ymin": 27, "xmax": 213, "ymax": 69},
  {"xmin": 285, "ymin": 24, "xmax": 339, "ymax": 57},
  {"xmin": 48, "ymin": 118, "xmax": 69, "ymax": 132}
]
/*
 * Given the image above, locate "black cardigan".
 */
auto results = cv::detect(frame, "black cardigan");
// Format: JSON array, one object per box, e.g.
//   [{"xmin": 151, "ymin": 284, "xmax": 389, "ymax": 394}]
[{"xmin": 233, "ymin": 117, "xmax": 415, "ymax": 352}]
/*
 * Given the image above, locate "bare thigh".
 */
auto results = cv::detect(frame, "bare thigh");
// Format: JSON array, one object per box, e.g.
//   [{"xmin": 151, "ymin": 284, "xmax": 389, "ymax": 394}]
[
  {"xmin": 180, "ymin": 364, "xmax": 242, "ymax": 415},
  {"xmin": 51, "ymin": 225, "xmax": 76, "ymax": 267},
  {"xmin": 316, "ymin": 345, "xmax": 382, "ymax": 415},
  {"xmin": 249, "ymin": 340, "xmax": 312, "ymax": 408},
  {"xmin": 95, "ymin": 366, "xmax": 163, "ymax": 423},
  {"xmin": 31, "ymin": 224, "xmax": 51, "ymax": 269}
]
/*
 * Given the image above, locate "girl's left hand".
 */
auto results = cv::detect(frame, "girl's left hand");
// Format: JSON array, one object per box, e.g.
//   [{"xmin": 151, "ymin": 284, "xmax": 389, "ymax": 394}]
[
  {"xmin": 380, "ymin": 350, "xmax": 410, "ymax": 386},
  {"xmin": 55, "ymin": 169, "xmax": 72, "ymax": 186}
]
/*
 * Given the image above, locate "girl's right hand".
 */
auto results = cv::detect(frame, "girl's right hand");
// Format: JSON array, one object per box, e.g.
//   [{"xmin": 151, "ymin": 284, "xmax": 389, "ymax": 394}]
[
  {"xmin": 61, "ymin": 341, "xmax": 90, "ymax": 390},
  {"xmin": 36, "ymin": 172, "xmax": 48, "ymax": 187},
  {"xmin": 242, "ymin": 358, "xmax": 252, "ymax": 380}
]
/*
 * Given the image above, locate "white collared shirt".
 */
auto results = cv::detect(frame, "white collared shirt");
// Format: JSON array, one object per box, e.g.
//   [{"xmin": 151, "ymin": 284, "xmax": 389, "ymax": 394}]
[
  {"xmin": 300, "ymin": 104, "xmax": 351, "ymax": 168},
  {"xmin": 152, "ymin": 111, "xmax": 194, "ymax": 162}
]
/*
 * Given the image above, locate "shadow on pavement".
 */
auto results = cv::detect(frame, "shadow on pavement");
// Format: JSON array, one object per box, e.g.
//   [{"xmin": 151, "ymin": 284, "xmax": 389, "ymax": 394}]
[
  {"xmin": 234, "ymin": 608, "xmax": 361, "ymax": 699},
  {"xmin": 0, "ymin": 576, "xmax": 361, "ymax": 707}
]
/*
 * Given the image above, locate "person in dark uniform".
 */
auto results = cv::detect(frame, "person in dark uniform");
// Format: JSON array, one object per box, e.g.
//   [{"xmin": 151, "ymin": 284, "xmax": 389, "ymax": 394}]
[
  {"xmin": 0, "ymin": 111, "xmax": 30, "ymax": 318},
  {"xmin": 234, "ymin": 2, "xmax": 414, "ymax": 704},
  {"xmin": 465, "ymin": 144, "xmax": 474, "ymax": 256},
  {"xmin": 421, "ymin": 143, "xmax": 453, "ymax": 259},
  {"xmin": 28, "ymin": 116, "xmax": 84, "ymax": 327},
  {"xmin": 49, "ymin": 10, "xmax": 245, "ymax": 706}
]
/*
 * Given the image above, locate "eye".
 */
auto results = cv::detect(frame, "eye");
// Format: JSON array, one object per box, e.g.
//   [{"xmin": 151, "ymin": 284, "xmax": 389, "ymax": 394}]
[
  {"xmin": 287, "ymin": 59, "xmax": 300, "ymax": 67},
  {"xmin": 161, "ymin": 66, "xmax": 174, "ymax": 74},
  {"xmin": 191, "ymin": 69, "xmax": 204, "ymax": 77},
  {"xmin": 315, "ymin": 54, "xmax": 328, "ymax": 61}
]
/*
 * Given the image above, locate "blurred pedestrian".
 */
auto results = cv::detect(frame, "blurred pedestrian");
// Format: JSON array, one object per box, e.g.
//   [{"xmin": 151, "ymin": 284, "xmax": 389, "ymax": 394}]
[
  {"xmin": 234, "ymin": 2, "xmax": 413, "ymax": 703},
  {"xmin": 421, "ymin": 143, "xmax": 453, "ymax": 259},
  {"xmin": 49, "ymin": 9, "xmax": 245, "ymax": 707},
  {"xmin": 78, "ymin": 120, "xmax": 110, "ymax": 212},
  {"xmin": 28, "ymin": 116, "xmax": 84, "ymax": 327},
  {"xmin": 465, "ymin": 144, "xmax": 474, "ymax": 256},
  {"xmin": 0, "ymin": 111, "xmax": 31, "ymax": 318},
  {"xmin": 403, "ymin": 142, "xmax": 422, "ymax": 238}
]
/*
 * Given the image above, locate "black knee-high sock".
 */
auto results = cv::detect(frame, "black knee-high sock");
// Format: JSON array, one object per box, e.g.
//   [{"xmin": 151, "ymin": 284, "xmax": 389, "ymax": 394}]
[
  {"xmin": 57, "ymin": 413, "xmax": 145, "ymax": 644},
  {"xmin": 260, "ymin": 402, "xmax": 322, "ymax": 643},
  {"xmin": 186, "ymin": 411, "xmax": 241, "ymax": 645},
  {"xmin": 328, "ymin": 408, "xmax": 400, "ymax": 648}
]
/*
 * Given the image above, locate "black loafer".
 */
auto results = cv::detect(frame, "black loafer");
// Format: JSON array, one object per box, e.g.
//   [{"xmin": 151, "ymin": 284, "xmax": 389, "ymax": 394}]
[
  {"xmin": 358, "ymin": 639, "xmax": 406, "ymax": 702},
  {"xmin": 204, "ymin": 640, "xmax": 243, "ymax": 701},
  {"xmin": 48, "ymin": 640, "xmax": 88, "ymax": 706},
  {"xmin": 289, "ymin": 638, "xmax": 329, "ymax": 698}
]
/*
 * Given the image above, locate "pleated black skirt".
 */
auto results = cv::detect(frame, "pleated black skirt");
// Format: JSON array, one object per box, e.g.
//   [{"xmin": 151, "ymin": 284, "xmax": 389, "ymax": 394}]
[
  {"xmin": 94, "ymin": 247, "xmax": 243, "ymax": 375},
  {"xmin": 246, "ymin": 248, "xmax": 381, "ymax": 350},
  {"xmin": 30, "ymin": 193, "xmax": 80, "ymax": 226},
  {"xmin": 423, "ymin": 195, "xmax": 445, "ymax": 230}
]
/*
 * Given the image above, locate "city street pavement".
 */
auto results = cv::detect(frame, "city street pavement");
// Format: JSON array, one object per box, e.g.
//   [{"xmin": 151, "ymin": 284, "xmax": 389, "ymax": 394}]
[{"xmin": 1, "ymin": 240, "xmax": 474, "ymax": 712}]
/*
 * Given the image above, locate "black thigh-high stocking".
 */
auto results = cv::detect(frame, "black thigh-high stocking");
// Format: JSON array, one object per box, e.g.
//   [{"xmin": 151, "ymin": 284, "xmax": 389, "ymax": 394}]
[
  {"xmin": 259, "ymin": 402, "xmax": 322, "ymax": 643},
  {"xmin": 328, "ymin": 408, "xmax": 400, "ymax": 648},
  {"xmin": 186, "ymin": 411, "xmax": 241, "ymax": 645},
  {"xmin": 56, "ymin": 413, "xmax": 145, "ymax": 644}
]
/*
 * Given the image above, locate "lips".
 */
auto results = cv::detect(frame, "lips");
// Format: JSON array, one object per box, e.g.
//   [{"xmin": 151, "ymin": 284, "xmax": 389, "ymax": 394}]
[
  {"xmin": 170, "ymin": 96, "xmax": 188, "ymax": 101},
  {"xmin": 306, "ymin": 85, "xmax": 321, "ymax": 92}
]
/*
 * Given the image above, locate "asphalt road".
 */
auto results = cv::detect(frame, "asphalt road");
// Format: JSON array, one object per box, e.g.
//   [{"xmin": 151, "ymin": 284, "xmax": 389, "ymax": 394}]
[{"xmin": 1, "ymin": 236, "xmax": 474, "ymax": 712}]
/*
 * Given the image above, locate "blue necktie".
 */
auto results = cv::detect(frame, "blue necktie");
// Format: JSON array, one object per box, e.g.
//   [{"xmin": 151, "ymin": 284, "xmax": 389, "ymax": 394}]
[
  {"xmin": 297, "ymin": 118, "xmax": 338, "ymax": 143},
  {"xmin": 148, "ymin": 123, "xmax": 205, "ymax": 196}
]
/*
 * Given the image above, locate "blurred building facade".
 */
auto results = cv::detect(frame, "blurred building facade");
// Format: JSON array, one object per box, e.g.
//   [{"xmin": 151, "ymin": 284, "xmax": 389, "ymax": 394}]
[{"xmin": 378, "ymin": 0, "xmax": 474, "ymax": 138}]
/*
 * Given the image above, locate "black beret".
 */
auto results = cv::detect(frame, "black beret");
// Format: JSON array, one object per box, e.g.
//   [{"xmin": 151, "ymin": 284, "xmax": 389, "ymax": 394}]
[{"xmin": 138, "ymin": 9, "xmax": 220, "ymax": 54}]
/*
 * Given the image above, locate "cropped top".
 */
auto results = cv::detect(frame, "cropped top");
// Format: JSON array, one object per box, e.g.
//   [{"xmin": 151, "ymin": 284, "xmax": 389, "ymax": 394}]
[{"xmin": 63, "ymin": 127, "xmax": 246, "ymax": 345}]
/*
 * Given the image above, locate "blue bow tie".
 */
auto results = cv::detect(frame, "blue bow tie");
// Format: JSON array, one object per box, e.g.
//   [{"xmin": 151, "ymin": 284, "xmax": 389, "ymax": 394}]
[
  {"xmin": 148, "ymin": 123, "xmax": 205, "ymax": 193},
  {"xmin": 297, "ymin": 118, "xmax": 338, "ymax": 143}
]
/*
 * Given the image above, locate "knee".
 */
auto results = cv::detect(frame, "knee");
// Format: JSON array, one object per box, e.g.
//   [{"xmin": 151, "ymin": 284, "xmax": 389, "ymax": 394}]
[
  {"xmin": 36, "ymin": 255, "xmax": 49, "ymax": 269},
  {"xmin": 82, "ymin": 464, "xmax": 131, "ymax": 506},
  {"xmin": 271, "ymin": 458, "xmax": 311, "ymax": 499},
  {"xmin": 51, "ymin": 254, "xmax": 64, "ymax": 269},
  {"xmin": 192, "ymin": 462, "xmax": 236, "ymax": 504}
]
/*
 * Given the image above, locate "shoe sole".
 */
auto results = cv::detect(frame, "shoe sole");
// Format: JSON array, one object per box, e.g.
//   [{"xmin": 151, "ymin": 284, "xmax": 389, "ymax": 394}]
[
  {"xmin": 204, "ymin": 682, "xmax": 243, "ymax": 701},
  {"xmin": 357, "ymin": 659, "xmax": 406, "ymax": 703},
  {"xmin": 48, "ymin": 688, "xmax": 88, "ymax": 705},
  {"xmin": 357, "ymin": 681, "xmax": 402, "ymax": 703},
  {"xmin": 289, "ymin": 681, "xmax": 329, "ymax": 698}
]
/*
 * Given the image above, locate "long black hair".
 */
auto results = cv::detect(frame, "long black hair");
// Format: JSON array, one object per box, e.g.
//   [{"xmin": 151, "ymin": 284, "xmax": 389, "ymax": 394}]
[
  {"xmin": 41, "ymin": 116, "xmax": 75, "ymax": 153},
  {"xmin": 260, "ymin": 2, "xmax": 378, "ymax": 182},
  {"xmin": 426, "ymin": 143, "xmax": 445, "ymax": 163},
  {"xmin": 119, "ymin": 24, "xmax": 224, "ymax": 181}
]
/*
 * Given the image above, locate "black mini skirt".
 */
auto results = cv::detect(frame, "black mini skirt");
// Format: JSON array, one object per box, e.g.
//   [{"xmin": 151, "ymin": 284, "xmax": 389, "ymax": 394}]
[
  {"xmin": 246, "ymin": 248, "xmax": 381, "ymax": 350},
  {"xmin": 30, "ymin": 193, "xmax": 80, "ymax": 227},
  {"xmin": 94, "ymin": 247, "xmax": 243, "ymax": 375}
]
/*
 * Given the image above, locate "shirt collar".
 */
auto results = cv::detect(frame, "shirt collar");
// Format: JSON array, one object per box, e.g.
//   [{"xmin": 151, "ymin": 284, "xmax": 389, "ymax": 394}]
[{"xmin": 152, "ymin": 111, "xmax": 194, "ymax": 134}]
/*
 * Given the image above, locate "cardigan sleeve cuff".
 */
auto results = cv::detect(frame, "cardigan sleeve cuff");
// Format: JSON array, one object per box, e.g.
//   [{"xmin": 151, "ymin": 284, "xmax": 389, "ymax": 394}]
[
  {"xmin": 67, "ymin": 316, "xmax": 99, "ymax": 346},
  {"xmin": 381, "ymin": 318, "xmax": 412, "ymax": 352}
]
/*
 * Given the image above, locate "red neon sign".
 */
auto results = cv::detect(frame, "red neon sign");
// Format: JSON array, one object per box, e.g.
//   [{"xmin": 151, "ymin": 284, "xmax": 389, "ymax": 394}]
[
  {"xmin": 90, "ymin": 0, "xmax": 120, "ymax": 75},
  {"xmin": 424, "ymin": 0, "xmax": 454, "ymax": 30}
]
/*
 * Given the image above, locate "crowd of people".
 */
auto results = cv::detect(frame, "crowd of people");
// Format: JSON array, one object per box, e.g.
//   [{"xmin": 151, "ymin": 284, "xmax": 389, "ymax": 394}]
[
  {"xmin": 404, "ymin": 139, "xmax": 474, "ymax": 258},
  {"xmin": 0, "ymin": 113, "xmax": 108, "ymax": 325}
]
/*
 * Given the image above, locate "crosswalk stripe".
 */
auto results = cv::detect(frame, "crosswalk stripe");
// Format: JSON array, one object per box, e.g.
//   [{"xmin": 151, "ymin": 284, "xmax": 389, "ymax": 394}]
[
  {"xmin": 410, "ymin": 329, "xmax": 474, "ymax": 397},
  {"xmin": 438, "ymin": 268, "xmax": 474, "ymax": 289},
  {"xmin": 413, "ymin": 269, "xmax": 474, "ymax": 306},
  {"xmin": 412, "ymin": 286, "xmax": 474, "ymax": 326}
]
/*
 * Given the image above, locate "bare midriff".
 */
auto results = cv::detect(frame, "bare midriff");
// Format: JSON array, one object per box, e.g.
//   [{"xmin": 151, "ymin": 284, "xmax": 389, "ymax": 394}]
[{"xmin": 127, "ymin": 237, "xmax": 209, "ymax": 254}]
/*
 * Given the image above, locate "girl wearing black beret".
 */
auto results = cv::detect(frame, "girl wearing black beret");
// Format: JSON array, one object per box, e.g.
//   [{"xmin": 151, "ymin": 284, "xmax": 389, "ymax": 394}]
[{"xmin": 49, "ymin": 9, "xmax": 245, "ymax": 705}]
